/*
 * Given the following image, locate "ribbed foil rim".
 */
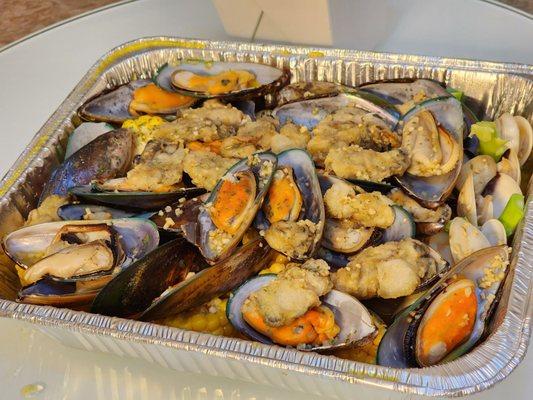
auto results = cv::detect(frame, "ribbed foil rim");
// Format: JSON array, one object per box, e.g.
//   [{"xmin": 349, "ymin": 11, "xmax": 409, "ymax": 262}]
[{"xmin": 0, "ymin": 37, "xmax": 531, "ymax": 397}]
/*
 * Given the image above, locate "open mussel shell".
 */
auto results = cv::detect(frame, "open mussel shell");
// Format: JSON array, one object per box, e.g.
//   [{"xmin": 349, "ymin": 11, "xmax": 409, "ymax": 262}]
[
  {"xmin": 272, "ymin": 91, "xmax": 399, "ymax": 131},
  {"xmin": 396, "ymin": 97, "xmax": 464, "ymax": 207},
  {"xmin": 18, "ymin": 279, "xmax": 98, "ymax": 309},
  {"xmin": 275, "ymin": 81, "xmax": 342, "ymax": 106},
  {"xmin": 197, "ymin": 152, "xmax": 277, "ymax": 263},
  {"xmin": 255, "ymin": 149, "xmax": 325, "ymax": 259},
  {"xmin": 358, "ymin": 78, "xmax": 449, "ymax": 107},
  {"xmin": 78, "ymin": 80, "xmax": 150, "ymax": 123},
  {"xmin": 69, "ymin": 184, "xmax": 206, "ymax": 211},
  {"xmin": 382, "ymin": 206, "xmax": 416, "ymax": 242},
  {"xmin": 58, "ymin": 204, "xmax": 149, "ymax": 220},
  {"xmin": 3, "ymin": 219, "xmax": 159, "ymax": 278},
  {"xmin": 227, "ymin": 274, "xmax": 376, "ymax": 352},
  {"xmin": 377, "ymin": 245, "xmax": 509, "ymax": 368},
  {"xmin": 155, "ymin": 61, "xmax": 288, "ymax": 100},
  {"xmin": 78, "ymin": 79, "xmax": 196, "ymax": 123},
  {"xmin": 65, "ymin": 122, "xmax": 114, "ymax": 159},
  {"xmin": 139, "ymin": 238, "xmax": 275, "ymax": 321},
  {"xmin": 41, "ymin": 129, "xmax": 134, "ymax": 200},
  {"xmin": 91, "ymin": 237, "xmax": 208, "ymax": 318}
]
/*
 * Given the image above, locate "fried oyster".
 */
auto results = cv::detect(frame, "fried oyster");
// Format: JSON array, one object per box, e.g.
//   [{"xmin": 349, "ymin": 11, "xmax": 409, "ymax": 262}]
[{"xmin": 333, "ymin": 238, "xmax": 438, "ymax": 299}]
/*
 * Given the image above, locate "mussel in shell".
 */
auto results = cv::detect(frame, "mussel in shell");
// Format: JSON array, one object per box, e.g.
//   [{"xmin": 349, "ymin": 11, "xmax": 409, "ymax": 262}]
[
  {"xmin": 155, "ymin": 61, "xmax": 288, "ymax": 100},
  {"xmin": 227, "ymin": 273, "xmax": 376, "ymax": 351},
  {"xmin": 91, "ymin": 237, "xmax": 209, "ymax": 318},
  {"xmin": 396, "ymin": 97, "xmax": 464, "ymax": 207},
  {"xmin": 377, "ymin": 245, "xmax": 509, "ymax": 367},
  {"xmin": 41, "ymin": 129, "xmax": 134, "ymax": 200},
  {"xmin": 256, "ymin": 149, "xmax": 325, "ymax": 260},
  {"xmin": 78, "ymin": 79, "xmax": 196, "ymax": 123},
  {"xmin": 3, "ymin": 219, "xmax": 159, "ymax": 284},
  {"xmin": 195, "ymin": 152, "xmax": 277, "ymax": 263},
  {"xmin": 139, "ymin": 238, "xmax": 275, "ymax": 321}
]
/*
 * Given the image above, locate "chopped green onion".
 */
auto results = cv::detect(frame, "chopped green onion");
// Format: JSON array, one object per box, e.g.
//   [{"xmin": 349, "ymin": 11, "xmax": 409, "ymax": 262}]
[
  {"xmin": 446, "ymin": 87, "xmax": 464, "ymax": 102},
  {"xmin": 444, "ymin": 220, "xmax": 452, "ymax": 233},
  {"xmin": 470, "ymin": 121, "xmax": 508, "ymax": 161},
  {"xmin": 498, "ymin": 193, "xmax": 525, "ymax": 236}
]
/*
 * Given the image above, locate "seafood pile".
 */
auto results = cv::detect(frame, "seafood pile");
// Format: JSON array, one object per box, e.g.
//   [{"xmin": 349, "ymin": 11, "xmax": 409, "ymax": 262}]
[{"xmin": 2, "ymin": 59, "xmax": 531, "ymax": 368}]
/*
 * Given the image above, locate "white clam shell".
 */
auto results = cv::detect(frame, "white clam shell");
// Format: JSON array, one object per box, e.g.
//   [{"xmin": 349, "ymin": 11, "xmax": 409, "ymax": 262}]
[
  {"xmin": 487, "ymin": 173, "xmax": 522, "ymax": 219},
  {"xmin": 480, "ymin": 219, "xmax": 507, "ymax": 246},
  {"xmin": 497, "ymin": 149, "xmax": 521, "ymax": 185},
  {"xmin": 496, "ymin": 113, "xmax": 520, "ymax": 153},
  {"xmin": 455, "ymin": 155, "xmax": 497, "ymax": 196},
  {"xmin": 457, "ymin": 171, "xmax": 477, "ymax": 225},
  {"xmin": 449, "ymin": 217, "xmax": 490, "ymax": 263},
  {"xmin": 513, "ymin": 115, "xmax": 533, "ymax": 166},
  {"xmin": 476, "ymin": 194, "xmax": 494, "ymax": 226}
]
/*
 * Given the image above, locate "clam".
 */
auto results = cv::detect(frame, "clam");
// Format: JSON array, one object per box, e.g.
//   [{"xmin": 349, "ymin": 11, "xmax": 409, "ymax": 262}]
[
  {"xmin": 41, "ymin": 129, "xmax": 134, "ymax": 200},
  {"xmin": 154, "ymin": 61, "xmax": 288, "ymax": 100},
  {"xmin": 481, "ymin": 173, "xmax": 522, "ymax": 221},
  {"xmin": 377, "ymin": 245, "xmax": 509, "ymax": 367},
  {"xmin": 455, "ymin": 155, "xmax": 497, "ymax": 195},
  {"xmin": 512, "ymin": 116, "xmax": 533, "ymax": 165},
  {"xmin": 196, "ymin": 152, "xmax": 277, "ymax": 263},
  {"xmin": 396, "ymin": 97, "xmax": 464, "ymax": 207},
  {"xmin": 497, "ymin": 148, "xmax": 521, "ymax": 185},
  {"xmin": 3, "ymin": 219, "xmax": 159, "ymax": 284},
  {"xmin": 78, "ymin": 79, "xmax": 196, "ymax": 123},
  {"xmin": 256, "ymin": 149, "xmax": 325, "ymax": 260},
  {"xmin": 448, "ymin": 217, "xmax": 491, "ymax": 263},
  {"xmin": 227, "ymin": 274, "xmax": 376, "ymax": 351},
  {"xmin": 272, "ymin": 91, "xmax": 399, "ymax": 131},
  {"xmin": 91, "ymin": 238, "xmax": 209, "ymax": 318}
]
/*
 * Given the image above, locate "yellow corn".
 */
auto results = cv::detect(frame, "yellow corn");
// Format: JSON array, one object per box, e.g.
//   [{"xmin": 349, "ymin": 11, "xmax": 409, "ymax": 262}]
[
  {"xmin": 122, "ymin": 115, "xmax": 166, "ymax": 155},
  {"xmin": 158, "ymin": 297, "xmax": 238, "ymax": 337},
  {"xmin": 259, "ymin": 252, "xmax": 290, "ymax": 275}
]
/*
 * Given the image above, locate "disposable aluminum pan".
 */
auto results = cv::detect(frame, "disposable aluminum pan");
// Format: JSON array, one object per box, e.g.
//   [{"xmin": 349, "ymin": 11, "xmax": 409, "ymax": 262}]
[{"xmin": 0, "ymin": 37, "xmax": 531, "ymax": 399}]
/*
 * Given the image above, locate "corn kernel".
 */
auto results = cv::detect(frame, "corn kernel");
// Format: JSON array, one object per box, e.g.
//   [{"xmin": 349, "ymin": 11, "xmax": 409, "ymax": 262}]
[
  {"xmin": 269, "ymin": 262, "xmax": 285, "ymax": 273},
  {"xmin": 275, "ymin": 254, "xmax": 288, "ymax": 263},
  {"xmin": 190, "ymin": 314, "xmax": 207, "ymax": 331}
]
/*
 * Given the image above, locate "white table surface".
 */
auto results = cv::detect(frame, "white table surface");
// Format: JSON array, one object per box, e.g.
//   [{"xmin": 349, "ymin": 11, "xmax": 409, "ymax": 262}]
[{"xmin": 0, "ymin": 0, "xmax": 531, "ymax": 398}]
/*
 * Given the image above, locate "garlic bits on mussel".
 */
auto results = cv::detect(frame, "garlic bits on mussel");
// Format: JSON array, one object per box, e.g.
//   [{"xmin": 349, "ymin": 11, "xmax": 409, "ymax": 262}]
[
  {"xmin": 227, "ymin": 259, "xmax": 376, "ymax": 351},
  {"xmin": 195, "ymin": 152, "xmax": 277, "ymax": 263},
  {"xmin": 78, "ymin": 79, "xmax": 196, "ymax": 123},
  {"xmin": 316, "ymin": 175, "xmax": 392, "ymax": 267},
  {"xmin": 70, "ymin": 139, "xmax": 206, "ymax": 210},
  {"xmin": 396, "ymin": 97, "xmax": 464, "ymax": 207},
  {"xmin": 377, "ymin": 245, "xmax": 510, "ymax": 367},
  {"xmin": 41, "ymin": 129, "xmax": 134, "ymax": 199},
  {"xmin": 155, "ymin": 61, "xmax": 287, "ymax": 100},
  {"xmin": 256, "ymin": 149, "xmax": 325, "ymax": 260}
]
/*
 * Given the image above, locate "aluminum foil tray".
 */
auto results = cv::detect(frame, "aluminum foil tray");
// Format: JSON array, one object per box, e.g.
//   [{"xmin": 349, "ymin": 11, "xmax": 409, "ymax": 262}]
[{"xmin": 0, "ymin": 37, "xmax": 531, "ymax": 399}]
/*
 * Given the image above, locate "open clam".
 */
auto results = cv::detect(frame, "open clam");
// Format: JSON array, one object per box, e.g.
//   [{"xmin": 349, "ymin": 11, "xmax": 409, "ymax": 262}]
[
  {"xmin": 78, "ymin": 79, "xmax": 196, "ymax": 123},
  {"xmin": 396, "ymin": 96, "xmax": 464, "ymax": 207},
  {"xmin": 227, "ymin": 273, "xmax": 376, "ymax": 351},
  {"xmin": 378, "ymin": 245, "xmax": 510, "ymax": 367},
  {"xmin": 255, "ymin": 149, "xmax": 325, "ymax": 260},
  {"xmin": 154, "ymin": 61, "xmax": 288, "ymax": 100},
  {"xmin": 195, "ymin": 152, "xmax": 277, "ymax": 263}
]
